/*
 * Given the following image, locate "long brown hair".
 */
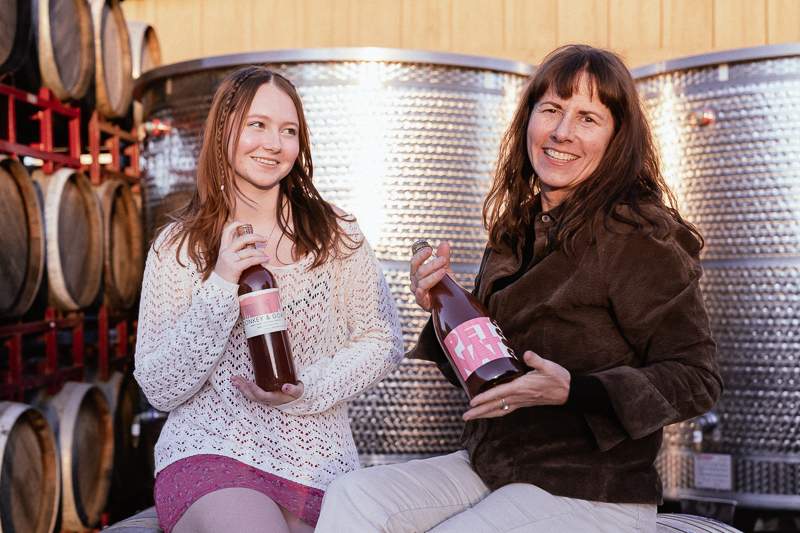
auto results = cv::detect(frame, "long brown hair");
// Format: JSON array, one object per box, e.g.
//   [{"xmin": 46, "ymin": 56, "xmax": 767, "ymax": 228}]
[
  {"xmin": 484, "ymin": 44, "xmax": 702, "ymax": 252},
  {"xmin": 160, "ymin": 66, "xmax": 359, "ymax": 277}
]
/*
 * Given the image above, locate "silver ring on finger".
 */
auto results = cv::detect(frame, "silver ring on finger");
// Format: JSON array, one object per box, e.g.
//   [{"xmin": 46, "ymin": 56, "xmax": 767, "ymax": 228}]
[
  {"xmin": 237, "ymin": 250, "xmax": 243, "ymax": 260},
  {"xmin": 501, "ymin": 397, "xmax": 509, "ymax": 411}
]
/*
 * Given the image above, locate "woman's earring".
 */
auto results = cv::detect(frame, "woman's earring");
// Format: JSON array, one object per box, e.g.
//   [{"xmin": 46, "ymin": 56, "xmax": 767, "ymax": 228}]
[{"xmin": 220, "ymin": 184, "xmax": 225, "ymax": 191}]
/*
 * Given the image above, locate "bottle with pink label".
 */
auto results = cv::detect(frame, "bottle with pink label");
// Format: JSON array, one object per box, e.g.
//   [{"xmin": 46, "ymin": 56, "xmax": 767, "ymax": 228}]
[
  {"xmin": 237, "ymin": 224, "xmax": 297, "ymax": 391},
  {"xmin": 412, "ymin": 239, "xmax": 526, "ymax": 399}
]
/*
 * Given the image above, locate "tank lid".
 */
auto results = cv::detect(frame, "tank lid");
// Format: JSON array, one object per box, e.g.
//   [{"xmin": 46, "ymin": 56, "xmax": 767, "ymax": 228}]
[
  {"xmin": 134, "ymin": 47, "xmax": 536, "ymax": 99},
  {"xmin": 632, "ymin": 41, "xmax": 800, "ymax": 79}
]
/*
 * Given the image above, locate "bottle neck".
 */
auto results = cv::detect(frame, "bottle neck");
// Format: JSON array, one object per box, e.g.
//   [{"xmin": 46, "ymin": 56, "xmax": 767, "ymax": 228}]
[{"xmin": 429, "ymin": 269, "xmax": 466, "ymax": 316}]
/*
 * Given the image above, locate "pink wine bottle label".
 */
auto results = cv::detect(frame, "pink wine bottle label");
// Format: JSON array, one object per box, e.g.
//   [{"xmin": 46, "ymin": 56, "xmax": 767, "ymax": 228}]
[
  {"xmin": 239, "ymin": 289, "xmax": 287, "ymax": 338},
  {"xmin": 443, "ymin": 317, "xmax": 516, "ymax": 381}
]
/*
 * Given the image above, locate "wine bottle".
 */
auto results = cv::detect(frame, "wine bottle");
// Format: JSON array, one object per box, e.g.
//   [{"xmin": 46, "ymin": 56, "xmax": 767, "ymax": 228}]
[
  {"xmin": 236, "ymin": 224, "xmax": 297, "ymax": 391},
  {"xmin": 412, "ymin": 239, "xmax": 526, "ymax": 399}
]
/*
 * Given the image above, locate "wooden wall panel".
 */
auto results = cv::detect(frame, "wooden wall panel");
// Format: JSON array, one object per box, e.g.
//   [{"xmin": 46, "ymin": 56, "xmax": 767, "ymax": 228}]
[
  {"xmin": 295, "ymin": 0, "xmax": 351, "ymax": 48},
  {"xmin": 451, "ymin": 0, "xmax": 505, "ymax": 58},
  {"xmin": 120, "ymin": 0, "xmax": 800, "ymax": 70},
  {"xmin": 505, "ymin": 0, "xmax": 557, "ymax": 64},
  {"xmin": 767, "ymin": 0, "xmax": 800, "ymax": 44},
  {"xmin": 557, "ymin": 0, "xmax": 609, "ymax": 48},
  {"xmin": 251, "ymin": 0, "xmax": 299, "ymax": 51},
  {"xmin": 609, "ymin": 0, "xmax": 662, "ymax": 67},
  {"xmin": 402, "ymin": 0, "xmax": 452, "ymax": 52},
  {"xmin": 137, "ymin": 0, "xmax": 202, "ymax": 64},
  {"xmin": 354, "ymin": 0, "xmax": 403, "ymax": 48},
  {"xmin": 201, "ymin": 0, "xmax": 252, "ymax": 57},
  {"xmin": 662, "ymin": 0, "xmax": 714, "ymax": 58},
  {"xmin": 121, "ymin": 0, "xmax": 157, "ymax": 24},
  {"xmin": 714, "ymin": 0, "xmax": 766, "ymax": 51}
]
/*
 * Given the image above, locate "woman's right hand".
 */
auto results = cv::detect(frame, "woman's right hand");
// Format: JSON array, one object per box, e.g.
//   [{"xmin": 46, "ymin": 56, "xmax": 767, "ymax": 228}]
[
  {"xmin": 410, "ymin": 240, "xmax": 455, "ymax": 311},
  {"xmin": 214, "ymin": 221, "xmax": 269, "ymax": 284}
]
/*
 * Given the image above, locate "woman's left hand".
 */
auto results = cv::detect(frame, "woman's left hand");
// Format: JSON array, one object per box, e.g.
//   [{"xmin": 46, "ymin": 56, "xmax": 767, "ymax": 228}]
[
  {"xmin": 231, "ymin": 375, "xmax": 305, "ymax": 405},
  {"xmin": 463, "ymin": 351, "xmax": 571, "ymax": 420}
]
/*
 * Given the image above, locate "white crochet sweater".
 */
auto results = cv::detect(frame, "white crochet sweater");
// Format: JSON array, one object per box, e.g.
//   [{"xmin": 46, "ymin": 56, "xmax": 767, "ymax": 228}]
[{"xmin": 134, "ymin": 219, "xmax": 404, "ymax": 490}]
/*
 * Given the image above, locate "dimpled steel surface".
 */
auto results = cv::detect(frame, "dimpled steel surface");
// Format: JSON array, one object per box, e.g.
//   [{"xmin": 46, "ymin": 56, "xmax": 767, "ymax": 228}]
[
  {"xmin": 636, "ymin": 44, "xmax": 800, "ymax": 509},
  {"xmin": 137, "ymin": 51, "xmax": 530, "ymax": 464}
]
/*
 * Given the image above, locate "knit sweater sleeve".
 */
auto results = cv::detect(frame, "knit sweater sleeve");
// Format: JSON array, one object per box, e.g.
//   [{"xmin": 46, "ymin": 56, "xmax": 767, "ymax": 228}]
[
  {"xmin": 133, "ymin": 228, "xmax": 241, "ymax": 412},
  {"xmin": 276, "ymin": 224, "xmax": 404, "ymax": 415}
]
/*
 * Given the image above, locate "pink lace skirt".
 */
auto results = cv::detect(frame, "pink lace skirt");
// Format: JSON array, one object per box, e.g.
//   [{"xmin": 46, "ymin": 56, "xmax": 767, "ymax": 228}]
[{"xmin": 154, "ymin": 454, "xmax": 324, "ymax": 532}]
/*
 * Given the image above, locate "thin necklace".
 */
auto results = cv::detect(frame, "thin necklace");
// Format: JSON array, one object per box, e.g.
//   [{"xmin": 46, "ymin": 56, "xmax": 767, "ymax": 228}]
[
  {"xmin": 266, "ymin": 217, "xmax": 294, "ymax": 266},
  {"xmin": 264, "ymin": 218, "xmax": 279, "ymax": 246}
]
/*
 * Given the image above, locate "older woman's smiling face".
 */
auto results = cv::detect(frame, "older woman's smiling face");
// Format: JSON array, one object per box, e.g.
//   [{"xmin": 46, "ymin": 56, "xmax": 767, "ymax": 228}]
[{"xmin": 527, "ymin": 74, "xmax": 615, "ymax": 211}]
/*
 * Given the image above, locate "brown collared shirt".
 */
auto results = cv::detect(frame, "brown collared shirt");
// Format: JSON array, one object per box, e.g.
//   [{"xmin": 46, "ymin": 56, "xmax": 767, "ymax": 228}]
[{"xmin": 410, "ymin": 202, "xmax": 722, "ymax": 504}]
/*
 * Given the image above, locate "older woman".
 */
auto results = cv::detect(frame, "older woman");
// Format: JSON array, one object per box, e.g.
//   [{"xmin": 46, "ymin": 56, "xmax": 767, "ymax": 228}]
[{"xmin": 314, "ymin": 44, "xmax": 723, "ymax": 533}]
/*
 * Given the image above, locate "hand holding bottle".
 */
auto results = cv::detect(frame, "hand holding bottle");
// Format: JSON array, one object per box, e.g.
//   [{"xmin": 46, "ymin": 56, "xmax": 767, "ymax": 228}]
[
  {"xmin": 410, "ymin": 239, "xmax": 526, "ymax": 398},
  {"xmin": 215, "ymin": 221, "xmax": 269, "ymax": 284},
  {"xmin": 234, "ymin": 224, "xmax": 298, "ymax": 392},
  {"xmin": 231, "ymin": 375, "xmax": 304, "ymax": 405},
  {"xmin": 462, "ymin": 351, "xmax": 571, "ymax": 420},
  {"xmin": 410, "ymin": 240, "xmax": 456, "ymax": 311}
]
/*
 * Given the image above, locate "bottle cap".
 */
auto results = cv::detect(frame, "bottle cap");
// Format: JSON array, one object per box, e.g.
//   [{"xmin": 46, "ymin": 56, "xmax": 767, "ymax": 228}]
[
  {"xmin": 236, "ymin": 224, "xmax": 254, "ymax": 237},
  {"xmin": 411, "ymin": 239, "xmax": 431, "ymax": 255}
]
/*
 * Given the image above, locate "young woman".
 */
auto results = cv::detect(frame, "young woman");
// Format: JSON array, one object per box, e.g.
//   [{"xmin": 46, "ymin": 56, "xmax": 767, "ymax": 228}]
[{"xmin": 134, "ymin": 66, "xmax": 404, "ymax": 533}]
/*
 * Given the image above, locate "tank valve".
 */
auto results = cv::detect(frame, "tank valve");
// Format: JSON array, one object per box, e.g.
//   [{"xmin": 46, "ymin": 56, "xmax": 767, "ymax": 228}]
[
  {"xmin": 692, "ymin": 411, "xmax": 719, "ymax": 454},
  {"xmin": 694, "ymin": 107, "xmax": 716, "ymax": 126},
  {"xmin": 137, "ymin": 118, "xmax": 172, "ymax": 141},
  {"xmin": 131, "ymin": 407, "xmax": 168, "ymax": 448}
]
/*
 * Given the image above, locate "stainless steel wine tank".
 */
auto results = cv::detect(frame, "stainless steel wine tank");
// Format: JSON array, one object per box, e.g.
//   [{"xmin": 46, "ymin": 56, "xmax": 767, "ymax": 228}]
[{"xmin": 634, "ymin": 42, "xmax": 800, "ymax": 510}]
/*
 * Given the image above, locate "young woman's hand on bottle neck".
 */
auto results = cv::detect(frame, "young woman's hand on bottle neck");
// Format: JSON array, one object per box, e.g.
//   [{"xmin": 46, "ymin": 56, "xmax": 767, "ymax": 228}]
[{"xmin": 231, "ymin": 195, "xmax": 296, "ymax": 267}]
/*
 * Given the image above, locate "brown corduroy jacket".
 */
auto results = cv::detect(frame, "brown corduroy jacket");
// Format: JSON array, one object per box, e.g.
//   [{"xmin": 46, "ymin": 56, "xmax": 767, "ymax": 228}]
[{"xmin": 410, "ymin": 203, "xmax": 723, "ymax": 504}]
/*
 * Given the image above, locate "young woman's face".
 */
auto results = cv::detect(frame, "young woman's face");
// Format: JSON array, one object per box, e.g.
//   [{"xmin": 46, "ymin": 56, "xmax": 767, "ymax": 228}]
[
  {"xmin": 229, "ymin": 82, "xmax": 300, "ymax": 196},
  {"xmin": 527, "ymin": 74, "xmax": 615, "ymax": 211}
]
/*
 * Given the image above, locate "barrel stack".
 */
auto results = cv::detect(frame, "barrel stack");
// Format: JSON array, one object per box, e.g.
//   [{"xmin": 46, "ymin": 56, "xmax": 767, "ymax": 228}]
[{"xmin": 0, "ymin": 0, "xmax": 161, "ymax": 530}]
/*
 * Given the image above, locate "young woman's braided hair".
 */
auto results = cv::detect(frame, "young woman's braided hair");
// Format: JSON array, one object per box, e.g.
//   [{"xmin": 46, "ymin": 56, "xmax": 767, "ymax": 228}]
[
  {"xmin": 158, "ymin": 66, "xmax": 360, "ymax": 278},
  {"xmin": 215, "ymin": 67, "xmax": 257, "ymax": 196}
]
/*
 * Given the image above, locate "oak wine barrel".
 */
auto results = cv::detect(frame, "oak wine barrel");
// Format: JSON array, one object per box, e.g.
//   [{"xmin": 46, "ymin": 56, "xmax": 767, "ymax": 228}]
[
  {"xmin": 103, "ymin": 508, "xmax": 744, "ymax": 533},
  {"xmin": 0, "ymin": 157, "xmax": 45, "ymax": 318},
  {"xmin": 103, "ymin": 506, "xmax": 161, "ymax": 532},
  {"xmin": 126, "ymin": 21, "xmax": 161, "ymax": 80},
  {"xmin": 94, "ymin": 370, "xmax": 154, "ymax": 522},
  {"xmin": 37, "ymin": 0, "xmax": 95, "ymax": 102},
  {"xmin": 656, "ymin": 513, "xmax": 743, "ymax": 532},
  {"xmin": 89, "ymin": 0, "xmax": 133, "ymax": 119},
  {"xmin": 0, "ymin": 401, "xmax": 60, "ymax": 533},
  {"xmin": 0, "ymin": 0, "xmax": 33, "ymax": 75},
  {"xmin": 127, "ymin": 21, "xmax": 161, "ymax": 128},
  {"xmin": 36, "ymin": 381, "xmax": 114, "ymax": 531},
  {"xmin": 32, "ymin": 167, "xmax": 104, "ymax": 311},
  {"xmin": 95, "ymin": 178, "xmax": 144, "ymax": 310}
]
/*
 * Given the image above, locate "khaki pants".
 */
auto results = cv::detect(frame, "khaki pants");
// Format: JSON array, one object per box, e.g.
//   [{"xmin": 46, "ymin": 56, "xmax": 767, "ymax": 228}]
[{"xmin": 315, "ymin": 451, "xmax": 657, "ymax": 533}]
